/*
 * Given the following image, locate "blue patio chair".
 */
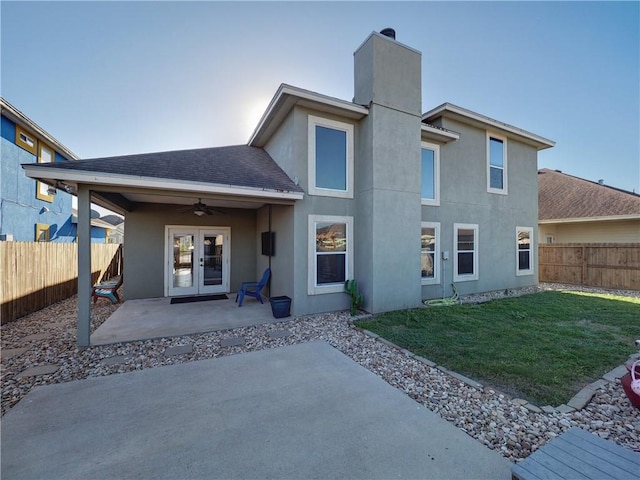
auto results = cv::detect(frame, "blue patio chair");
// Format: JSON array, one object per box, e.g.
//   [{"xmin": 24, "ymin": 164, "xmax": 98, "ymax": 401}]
[{"xmin": 235, "ymin": 268, "xmax": 270, "ymax": 307}]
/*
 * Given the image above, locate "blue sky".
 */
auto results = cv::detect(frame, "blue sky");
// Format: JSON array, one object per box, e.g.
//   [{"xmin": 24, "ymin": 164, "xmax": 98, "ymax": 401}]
[{"xmin": 2, "ymin": 1, "xmax": 639, "ymax": 193}]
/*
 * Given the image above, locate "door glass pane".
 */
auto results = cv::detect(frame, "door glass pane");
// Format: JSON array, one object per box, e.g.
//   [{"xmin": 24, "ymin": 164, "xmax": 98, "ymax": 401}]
[
  {"xmin": 173, "ymin": 234, "xmax": 194, "ymax": 288},
  {"xmin": 203, "ymin": 234, "xmax": 223, "ymax": 286}
]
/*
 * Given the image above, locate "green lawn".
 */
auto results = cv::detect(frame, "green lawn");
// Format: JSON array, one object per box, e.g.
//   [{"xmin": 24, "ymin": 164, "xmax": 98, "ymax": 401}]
[{"xmin": 355, "ymin": 291, "xmax": 640, "ymax": 406}]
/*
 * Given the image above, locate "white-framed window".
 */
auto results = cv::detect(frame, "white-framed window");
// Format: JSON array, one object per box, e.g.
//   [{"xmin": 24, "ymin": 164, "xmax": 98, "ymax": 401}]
[
  {"xmin": 421, "ymin": 222, "xmax": 440, "ymax": 285},
  {"xmin": 308, "ymin": 115, "xmax": 354, "ymax": 198},
  {"xmin": 516, "ymin": 227, "xmax": 534, "ymax": 276},
  {"xmin": 545, "ymin": 234, "xmax": 555, "ymax": 244},
  {"xmin": 308, "ymin": 215, "xmax": 354, "ymax": 295},
  {"xmin": 36, "ymin": 142, "xmax": 55, "ymax": 202},
  {"xmin": 454, "ymin": 223, "xmax": 478, "ymax": 281},
  {"xmin": 487, "ymin": 132, "xmax": 507, "ymax": 194},
  {"xmin": 421, "ymin": 142, "xmax": 440, "ymax": 206}
]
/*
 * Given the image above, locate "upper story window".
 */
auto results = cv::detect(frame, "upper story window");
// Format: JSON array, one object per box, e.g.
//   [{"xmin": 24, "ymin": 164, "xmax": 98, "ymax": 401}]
[
  {"xmin": 15, "ymin": 126, "xmax": 37, "ymax": 154},
  {"xmin": 308, "ymin": 215, "xmax": 354, "ymax": 295},
  {"xmin": 421, "ymin": 222, "xmax": 440, "ymax": 285},
  {"xmin": 36, "ymin": 142, "xmax": 55, "ymax": 202},
  {"xmin": 487, "ymin": 132, "xmax": 507, "ymax": 194},
  {"xmin": 454, "ymin": 223, "xmax": 479, "ymax": 282},
  {"xmin": 308, "ymin": 115, "xmax": 354, "ymax": 198},
  {"xmin": 516, "ymin": 227, "xmax": 534, "ymax": 276},
  {"xmin": 421, "ymin": 142, "xmax": 440, "ymax": 206}
]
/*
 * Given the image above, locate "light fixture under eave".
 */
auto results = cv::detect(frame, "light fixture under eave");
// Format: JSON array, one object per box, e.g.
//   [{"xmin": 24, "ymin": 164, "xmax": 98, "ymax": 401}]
[
  {"xmin": 47, "ymin": 185, "xmax": 57, "ymax": 196},
  {"xmin": 194, "ymin": 209, "xmax": 205, "ymax": 217}
]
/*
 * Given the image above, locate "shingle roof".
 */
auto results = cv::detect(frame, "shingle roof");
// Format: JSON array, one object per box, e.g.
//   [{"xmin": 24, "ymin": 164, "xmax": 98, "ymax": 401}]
[
  {"xmin": 538, "ymin": 168, "xmax": 640, "ymax": 220},
  {"xmin": 30, "ymin": 145, "xmax": 303, "ymax": 193}
]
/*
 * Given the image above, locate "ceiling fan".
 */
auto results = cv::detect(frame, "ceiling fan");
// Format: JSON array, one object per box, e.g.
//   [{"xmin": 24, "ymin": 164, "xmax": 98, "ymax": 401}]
[{"xmin": 179, "ymin": 198, "xmax": 226, "ymax": 216}]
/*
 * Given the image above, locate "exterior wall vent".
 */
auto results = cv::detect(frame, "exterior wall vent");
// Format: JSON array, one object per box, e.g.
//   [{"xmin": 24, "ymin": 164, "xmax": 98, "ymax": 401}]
[{"xmin": 380, "ymin": 28, "xmax": 396, "ymax": 40}]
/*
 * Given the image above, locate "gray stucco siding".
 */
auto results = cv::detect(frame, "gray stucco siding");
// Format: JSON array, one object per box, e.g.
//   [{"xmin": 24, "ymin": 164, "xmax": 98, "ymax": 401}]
[
  {"xmin": 124, "ymin": 204, "xmax": 257, "ymax": 300},
  {"xmin": 420, "ymin": 119, "xmax": 539, "ymax": 298}
]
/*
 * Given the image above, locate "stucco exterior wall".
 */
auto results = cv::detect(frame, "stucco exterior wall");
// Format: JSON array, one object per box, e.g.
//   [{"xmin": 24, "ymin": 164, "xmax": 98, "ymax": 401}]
[
  {"xmin": 539, "ymin": 219, "xmax": 640, "ymax": 244},
  {"xmin": 423, "ymin": 118, "xmax": 540, "ymax": 296},
  {"xmin": 1, "ymin": 116, "xmax": 74, "ymax": 242},
  {"xmin": 265, "ymin": 106, "xmax": 356, "ymax": 315},
  {"xmin": 124, "ymin": 203, "xmax": 257, "ymax": 300}
]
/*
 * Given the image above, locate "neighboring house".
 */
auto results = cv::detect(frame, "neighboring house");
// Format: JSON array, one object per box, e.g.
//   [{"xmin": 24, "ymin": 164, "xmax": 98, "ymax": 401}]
[
  {"xmin": 1, "ymin": 97, "xmax": 78, "ymax": 242},
  {"xmin": 23, "ymin": 30, "xmax": 554, "ymax": 344},
  {"xmin": 100, "ymin": 214, "xmax": 125, "ymax": 244},
  {"xmin": 67, "ymin": 208, "xmax": 118, "ymax": 244},
  {"xmin": 538, "ymin": 168, "xmax": 640, "ymax": 243}
]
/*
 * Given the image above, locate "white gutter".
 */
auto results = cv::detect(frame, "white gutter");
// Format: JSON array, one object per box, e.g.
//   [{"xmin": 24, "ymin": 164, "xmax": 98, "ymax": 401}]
[
  {"xmin": 420, "ymin": 124, "xmax": 460, "ymax": 142},
  {"xmin": 23, "ymin": 166, "xmax": 304, "ymax": 201},
  {"xmin": 423, "ymin": 103, "xmax": 555, "ymax": 150},
  {"xmin": 540, "ymin": 214, "xmax": 640, "ymax": 224}
]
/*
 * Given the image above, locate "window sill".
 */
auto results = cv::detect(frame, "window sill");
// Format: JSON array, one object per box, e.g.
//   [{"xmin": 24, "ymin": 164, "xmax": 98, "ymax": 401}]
[{"xmin": 308, "ymin": 284, "xmax": 344, "ymax": 295}]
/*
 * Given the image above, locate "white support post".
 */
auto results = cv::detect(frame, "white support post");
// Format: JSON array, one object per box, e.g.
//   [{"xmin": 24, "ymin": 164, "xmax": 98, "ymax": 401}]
[{"xmin": 77, "ymin": 185, "xmax": 91, "ymax": 347}]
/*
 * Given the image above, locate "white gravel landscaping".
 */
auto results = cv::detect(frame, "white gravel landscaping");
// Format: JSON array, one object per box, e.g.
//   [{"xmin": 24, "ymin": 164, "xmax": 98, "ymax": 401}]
[{"xmin": 1, "ymin": 284, "xmax": 638, "ymax": 462}]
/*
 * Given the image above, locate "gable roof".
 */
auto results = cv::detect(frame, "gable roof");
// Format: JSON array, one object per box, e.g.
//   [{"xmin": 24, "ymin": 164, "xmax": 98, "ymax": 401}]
[
  {"xmin": 538, "ymin": 168, "xmax": 640, "ymax": 222},
  {"xmin": 249, "ymin": 84, "xmax": 369, "ymax": 147},
  {"xmin": 24, "ymin": 144, "xmax": 304, "ymax": 196}
]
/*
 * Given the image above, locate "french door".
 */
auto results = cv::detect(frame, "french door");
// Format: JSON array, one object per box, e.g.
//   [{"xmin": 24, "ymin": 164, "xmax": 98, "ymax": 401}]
[{"xmin": 167, "ymin": 227, "xmax": 230, "ymax": 297}]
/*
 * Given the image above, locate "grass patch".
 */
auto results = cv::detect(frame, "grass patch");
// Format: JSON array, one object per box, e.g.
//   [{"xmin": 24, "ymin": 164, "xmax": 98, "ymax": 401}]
[{"xmin": 355, "ymin": 291, "xmax": 639, "ymax": 406}]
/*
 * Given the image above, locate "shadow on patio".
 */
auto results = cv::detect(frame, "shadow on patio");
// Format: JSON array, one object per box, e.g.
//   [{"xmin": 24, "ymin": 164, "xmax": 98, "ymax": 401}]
[{"xmin": 91, "ymin": 296, "xmax": 286, "ymax": 346}]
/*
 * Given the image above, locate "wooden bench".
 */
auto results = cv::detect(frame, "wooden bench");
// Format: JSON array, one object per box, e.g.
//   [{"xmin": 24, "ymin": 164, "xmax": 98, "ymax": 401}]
[
  {"xmin": 91, "ymin": 275, "xmax": 122, "ymax": 304},
  {"xmin": 512, "ymin": 427, "xmax": 639, "ymax": 480}
]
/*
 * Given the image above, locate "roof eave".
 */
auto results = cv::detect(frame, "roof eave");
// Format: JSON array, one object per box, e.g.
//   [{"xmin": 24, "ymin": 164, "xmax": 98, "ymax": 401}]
[
  {"xmin": 423, "ymin": 103, "xmax": 555, "ymax": 151},
  {"xmin": 420, "ymin": 124, "xmax": 460, "ymax": 143},
  {"xmin": 539, "ymin": 214, "xmax": 640, "ymax": 224},
  {"xmin": 22, "ymin": 164, "xmax": 304, "ymax": 202},
  {"xmin": 1, "ymin": 97, "xmax": 80, "ymax": 160},
  {"xmin": 248, "ymin": 84, "xmax": 369, "ymax": 147}
]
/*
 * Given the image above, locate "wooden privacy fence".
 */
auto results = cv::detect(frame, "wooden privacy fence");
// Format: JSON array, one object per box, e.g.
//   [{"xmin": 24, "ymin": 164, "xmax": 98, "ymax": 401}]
[
  {"xmin": 538, "ymin": 243, "xmax": 640, "ymax": 291},
  {"xmin": 0, "ymin": 242, "xmax": 122, "ymax": 324}
]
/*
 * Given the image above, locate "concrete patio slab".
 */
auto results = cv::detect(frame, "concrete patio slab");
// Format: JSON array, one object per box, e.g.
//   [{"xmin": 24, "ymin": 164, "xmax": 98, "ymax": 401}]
[
  {"xmin": 1, "ymin": 341, "xmax": 511, "ymax": 480},
  {"xmin": 91, "ymin": 296, "xmax": 286, "ymax": 345}
]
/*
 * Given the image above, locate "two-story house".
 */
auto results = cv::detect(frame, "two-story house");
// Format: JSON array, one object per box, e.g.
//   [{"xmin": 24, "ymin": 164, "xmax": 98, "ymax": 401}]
[
  {"xmin": 1, "ymin": 98, "xmax": 79, "ymax": 242},
  {"xmin": 23, "ymin": 30, "xmax": 554, "ymax": 345},
  {"xmin": 1, "ymin": 98, "xmax": 114, "ymax": 243}
]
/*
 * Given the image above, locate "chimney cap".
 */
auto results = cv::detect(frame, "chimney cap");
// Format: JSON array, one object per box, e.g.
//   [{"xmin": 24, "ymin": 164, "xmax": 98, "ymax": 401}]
[{"xmin": 380, "ymin": 28, "xmax": 396, "ymax": 40}]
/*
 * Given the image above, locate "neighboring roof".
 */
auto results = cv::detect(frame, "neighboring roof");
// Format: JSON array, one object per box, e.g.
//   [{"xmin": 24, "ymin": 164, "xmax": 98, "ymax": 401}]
[
  {"xmin": 71, "ymin": 209, "xmax": 116, "ymax": 229},
  {"xmin": 249, "ymin": 84, "xmax": 369, "ymax": 147},
  {"xmin": 538, "ymin": 168, "xmax": 640, "ymax": 222},
  {"xmin": 422, "ymin": 103, "xmax": 555, "ymax": 151},
  {"xmin": 23, "ymin": 144, "xmax": 304, "ymax": 196},
  {"xmin": 0, "ymin": 97, "xmax": 79, "ymax": 160},
  {"xmin": 100, "ymin": 215, "xmax": 125, "ymax": 226}
]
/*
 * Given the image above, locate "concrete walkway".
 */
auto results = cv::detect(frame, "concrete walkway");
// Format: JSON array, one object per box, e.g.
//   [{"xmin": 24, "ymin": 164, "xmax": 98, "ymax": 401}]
[{"xmin": 1, "ymin": 341, "xmax": 511, "ymax": 479}]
